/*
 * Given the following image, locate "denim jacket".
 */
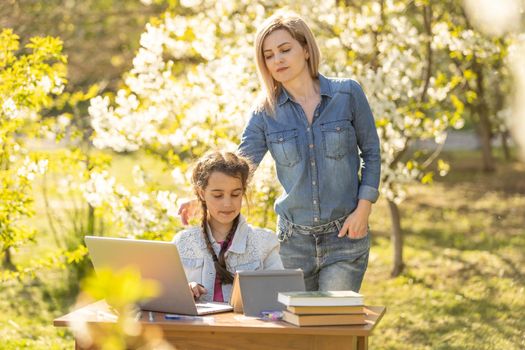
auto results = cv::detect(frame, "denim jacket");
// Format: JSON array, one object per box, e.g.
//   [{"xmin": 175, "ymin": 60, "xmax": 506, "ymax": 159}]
[
  {"xmin": 239, "ymin": 74, "xmax": 381, "ymax": 227},
  {"xmin": 172, "ymin": 215, "xmax": 284, "ymax": 302}
]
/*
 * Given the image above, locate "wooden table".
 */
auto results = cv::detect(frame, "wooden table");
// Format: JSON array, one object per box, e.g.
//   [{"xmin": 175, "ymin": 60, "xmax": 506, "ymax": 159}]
[{"xmin": 54, "ymin": 300, "xmax": 385, "ymax": 350}]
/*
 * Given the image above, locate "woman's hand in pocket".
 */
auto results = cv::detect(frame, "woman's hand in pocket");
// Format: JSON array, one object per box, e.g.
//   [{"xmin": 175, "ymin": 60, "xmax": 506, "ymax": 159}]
[{"xmin": 338, "ymin": 200, "xmax": 371, "ymax": 239}]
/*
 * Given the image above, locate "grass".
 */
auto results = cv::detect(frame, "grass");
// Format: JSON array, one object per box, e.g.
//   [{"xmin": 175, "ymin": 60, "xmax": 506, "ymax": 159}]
[
  {"xmin": 1, "ymin": 149, "xmax": 524, "ymax": 349},
  {"xmin": 364, "ymin": 152, "xmax": 525, "ymax": 349}
]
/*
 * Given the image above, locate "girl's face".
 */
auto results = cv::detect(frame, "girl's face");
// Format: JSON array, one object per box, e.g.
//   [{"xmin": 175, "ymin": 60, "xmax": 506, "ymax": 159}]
[
  {"xmin": 262, "ymin": 29, "xmax": 310, "ymax": 85},
  {"xmin": 198, "ymin": 171, "xmax": 243, "ymax": 228}
]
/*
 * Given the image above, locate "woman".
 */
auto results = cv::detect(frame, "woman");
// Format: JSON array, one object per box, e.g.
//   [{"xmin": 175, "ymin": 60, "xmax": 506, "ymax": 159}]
[
  {"xmin": 173, "ymin": 151, "xmax": 283, "ymax": 302},
  {"xmin": 181, "ymin": 11, "xmax": 380, "ymax": 292}
]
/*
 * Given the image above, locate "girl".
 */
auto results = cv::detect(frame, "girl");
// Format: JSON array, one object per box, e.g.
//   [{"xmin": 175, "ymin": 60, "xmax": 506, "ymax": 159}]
[{"xmin": 173, "ymin": 151, "xmax": 283, "ymax": 302}]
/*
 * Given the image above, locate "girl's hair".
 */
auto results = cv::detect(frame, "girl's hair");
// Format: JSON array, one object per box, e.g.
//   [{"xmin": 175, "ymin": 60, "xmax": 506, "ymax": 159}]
[
  {"xmin": 254, "ymin": 11, "xmax": 321, "ymax": 115},
  {"xmin": 191, "ymin": 151, "xmax": 252, "ymax": 284}
]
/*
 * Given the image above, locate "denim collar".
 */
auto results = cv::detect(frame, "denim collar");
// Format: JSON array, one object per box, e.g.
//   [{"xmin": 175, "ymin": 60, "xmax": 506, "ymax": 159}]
[{"xmin": 277, "ymin": 74, "xmax": 333, "ymax": 106}]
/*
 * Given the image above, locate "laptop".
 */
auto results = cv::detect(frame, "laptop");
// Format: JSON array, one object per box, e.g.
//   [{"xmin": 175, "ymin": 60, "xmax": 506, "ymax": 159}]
[
  {"xmin": 230, "ymin": 269, "xmax": 305, "ymax": 317},
  {"xmin": 84, "ymin": 236, "xmax": 233, "ymax": 315}
]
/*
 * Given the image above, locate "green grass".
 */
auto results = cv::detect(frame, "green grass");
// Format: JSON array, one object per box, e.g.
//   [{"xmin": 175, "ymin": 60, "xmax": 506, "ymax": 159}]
[
  {"xmin": 364, "ymin": 153, "xmax": 525, "ymax": 349},
  {"xmin": 1, "ymin": 149, "xmax": 524, "ymax": 349}
]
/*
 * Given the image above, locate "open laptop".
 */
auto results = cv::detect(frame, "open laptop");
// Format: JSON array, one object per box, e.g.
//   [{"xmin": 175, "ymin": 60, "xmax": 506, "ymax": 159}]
[{"xmin": 84, "ymin": 236, "xmax": 233, "ymax": 315}]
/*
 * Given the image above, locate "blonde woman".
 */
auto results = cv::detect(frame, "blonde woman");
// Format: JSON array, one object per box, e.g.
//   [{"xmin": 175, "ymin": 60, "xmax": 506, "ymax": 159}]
[{"xmin": 180, "ymin": 12, "xmax": 380, "ymax": 292}]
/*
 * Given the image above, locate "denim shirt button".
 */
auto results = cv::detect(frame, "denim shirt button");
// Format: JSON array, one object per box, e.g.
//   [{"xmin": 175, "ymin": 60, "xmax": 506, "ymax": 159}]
[
  {"xmin": 312, "ymin": 181, "xmax": 316, "ymax": 186},
  {"xmin": 309, "ymin": 144, "xmax": 314, "ymax": 149},
  {"xmin": 314, "ymin": 217, "xmax": 319, "ymax": 222},
  {"xmin": 307, "ymin": 127, "xmax": 311, "ymax": 132},
  {"xmin": 313, "ymin": 200, "xmax": 317, "ymax": 204}
]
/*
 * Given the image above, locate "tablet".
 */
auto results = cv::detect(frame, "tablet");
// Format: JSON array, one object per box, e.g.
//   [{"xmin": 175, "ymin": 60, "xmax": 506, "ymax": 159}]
[{"xmin": 230, "ymin": 269, "xmax": 305, "ymax": 317}]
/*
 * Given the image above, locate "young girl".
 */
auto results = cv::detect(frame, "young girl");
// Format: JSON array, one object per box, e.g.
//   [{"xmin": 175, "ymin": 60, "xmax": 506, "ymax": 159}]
[{"xmin": 173, "ymin": 151, "xmax": 283, "ymax": 302}]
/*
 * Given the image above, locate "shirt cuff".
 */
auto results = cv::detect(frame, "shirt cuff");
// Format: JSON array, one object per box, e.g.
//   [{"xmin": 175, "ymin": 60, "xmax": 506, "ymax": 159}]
[{"xmin": 358, "ymin": 185, "xmax": 380, "ymax": 203}]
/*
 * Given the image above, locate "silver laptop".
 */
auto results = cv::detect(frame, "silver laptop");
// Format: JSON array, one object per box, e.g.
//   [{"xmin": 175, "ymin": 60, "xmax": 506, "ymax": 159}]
[{"xmin": 84, "ymin": 236, "xmax": 233, "ymax": 315}]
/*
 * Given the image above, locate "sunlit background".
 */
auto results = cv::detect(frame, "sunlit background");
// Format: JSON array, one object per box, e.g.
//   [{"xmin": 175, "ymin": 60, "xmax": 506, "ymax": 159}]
[{"xmin": 1, "ymin": 1, "xmax": 524, "ymax": 348}]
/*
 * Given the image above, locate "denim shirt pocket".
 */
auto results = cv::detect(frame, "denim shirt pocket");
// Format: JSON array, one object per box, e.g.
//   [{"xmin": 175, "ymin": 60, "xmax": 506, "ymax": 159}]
[
  {"xmin": 321, "ymin": 119, "xmax": 355, "ymax": 160},
  {"xmin": 267, "ymin": 129, "xmax": 301, "ymax": 167},
  {"xmin": 181, "ymin": 257, "xmax": 204, "ymax": 282}
]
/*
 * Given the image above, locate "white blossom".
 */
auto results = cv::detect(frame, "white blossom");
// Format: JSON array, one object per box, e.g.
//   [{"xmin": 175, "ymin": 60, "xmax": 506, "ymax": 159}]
[{"xmin": 2, "ymin": 97, "xmax": 17, "ymax": 119}]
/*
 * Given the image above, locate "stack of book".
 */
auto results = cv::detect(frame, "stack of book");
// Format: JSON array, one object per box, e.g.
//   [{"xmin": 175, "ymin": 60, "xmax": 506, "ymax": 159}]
[{"xmin": 277, "ymin": 291, "xmax": 367, "ymax": 327}]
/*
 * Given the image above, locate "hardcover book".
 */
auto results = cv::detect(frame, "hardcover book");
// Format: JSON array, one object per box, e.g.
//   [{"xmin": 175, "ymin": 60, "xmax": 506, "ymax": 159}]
[
  {"xmin": 286, "ymin": 305, "xmax": 365, "ymax": 315},
  {"xmin": 282, "ymin": 310, "xmax": 367, "ymax": 326},
  {"xmin": 278, "ymin": 291, "xmax": 364, "ymax": 307}
]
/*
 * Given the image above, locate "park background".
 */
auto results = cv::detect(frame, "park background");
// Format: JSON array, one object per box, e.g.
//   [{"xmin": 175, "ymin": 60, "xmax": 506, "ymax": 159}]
[{"xmin": 1, "ymin": 0, "xmax": 524, "ymax": 349}]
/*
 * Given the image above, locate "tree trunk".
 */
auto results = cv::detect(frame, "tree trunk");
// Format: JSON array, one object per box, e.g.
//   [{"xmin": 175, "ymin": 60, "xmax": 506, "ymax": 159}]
[
  {"xmin": 473, "ymin": 60, "xmax": 496, "ymax": 172},
  {"xmin": 2, "ymin": 248, "xmax": 16, "ymax": 271},
  {"xmin": 87, "ymin": 204, "xmax": 95, "ymax": 236},
  {"xmin": 477, "ymin": 113, "xmax": 496, "ymax": 172},
  {"xmin": 501, "ymin": 131, "xmax": 511, "ymax": 161},
  {"xmin": 387, "ymin": 199, "xmax": 404, "ymax": 277}
]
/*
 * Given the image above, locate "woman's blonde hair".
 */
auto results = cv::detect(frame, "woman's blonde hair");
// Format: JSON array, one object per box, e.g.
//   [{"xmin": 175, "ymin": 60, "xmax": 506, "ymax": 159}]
[{"xmin": 254, "ymin": 11, "xmax": 321, "ymax": 115}]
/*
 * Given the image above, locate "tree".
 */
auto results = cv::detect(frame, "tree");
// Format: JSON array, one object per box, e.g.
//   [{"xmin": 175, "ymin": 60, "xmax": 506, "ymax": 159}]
[
  {"xmin": 0, "ymin": 29, "xmax": 66, "ymax": 269},
  {"xmin": 462, "ymin": 0, "xmax": 525, "ymax": 162},
  {"xmin": 1, "ymin": 0, "xmax": 165, "ymax": 92},
  {"xmin": 431, "ymin": 1, "xmax": 514, "ymax": 171}
]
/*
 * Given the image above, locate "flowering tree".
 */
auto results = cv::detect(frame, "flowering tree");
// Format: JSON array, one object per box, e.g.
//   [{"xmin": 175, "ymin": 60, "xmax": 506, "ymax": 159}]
[
  {"xmin": 86, "ymin": 0, "xmax": 485, "ymax": 276},
  {"xmin": 0, "ymin": 29, "xmax": 66, "ymax": 269},
  {"xmin": 86, "ymin": 1, "xmax": 278, "ymax": 237},
  {"xmin": 429, "ymin": 0, "xmax": 515, "ymax": 171},
  {"xmin": 463, "ymin": 0, "xmax": 525, "ymax": 162}
]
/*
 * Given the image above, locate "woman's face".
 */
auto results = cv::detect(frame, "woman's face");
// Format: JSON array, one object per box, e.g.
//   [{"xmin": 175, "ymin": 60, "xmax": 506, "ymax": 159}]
[
  {"xmin": 198, "ymin": 171, "xmax": 243, "ymax": 228},
  {"xmin": 262, "ymin": 29, "xmax": 310, "ymax": 84}
]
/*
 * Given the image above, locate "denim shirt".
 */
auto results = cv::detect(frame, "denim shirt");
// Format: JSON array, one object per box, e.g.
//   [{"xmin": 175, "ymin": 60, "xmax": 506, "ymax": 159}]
[{"xmin": 239, "ymin": 74, "xmax": 381, "ymax": 227}]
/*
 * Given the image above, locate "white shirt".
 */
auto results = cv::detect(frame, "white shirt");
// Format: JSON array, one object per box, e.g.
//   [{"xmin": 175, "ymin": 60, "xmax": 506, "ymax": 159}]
[{"xmin": 172, "ymin": 215, "xmax": 284, "ymax": 302}]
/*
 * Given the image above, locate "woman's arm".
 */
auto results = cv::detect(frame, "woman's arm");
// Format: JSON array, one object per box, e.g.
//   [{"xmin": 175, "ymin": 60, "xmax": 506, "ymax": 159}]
[
  {"xmin": 339, "ymin": 81, "xmax": 381, "ymax": 239},
  {"xmin": 238, "ymin": 111, "xmax": 268, "ymax": 168},
  {"xmin": 350, "ymin": 80, "xmax": 381, "ymax": 203}
]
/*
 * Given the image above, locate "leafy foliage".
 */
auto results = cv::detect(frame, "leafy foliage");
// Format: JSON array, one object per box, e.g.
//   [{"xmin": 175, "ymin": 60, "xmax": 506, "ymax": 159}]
[{"xmin": 0, "ymin": 29, "xmax": 66, "ymax": 266}]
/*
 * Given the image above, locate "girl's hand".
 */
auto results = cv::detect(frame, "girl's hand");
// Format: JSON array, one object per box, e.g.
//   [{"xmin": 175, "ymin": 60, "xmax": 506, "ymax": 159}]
[
  {"xmin": 188, "ymin": 281, "xmax": 207, "ymax": 299},
  {"xmin": 337, "ymin": 200, "xmax": 372, "ymax": 239},
  {"xmin": 178, "ymin": 199, "xmax": 199, "ymax": 225}
]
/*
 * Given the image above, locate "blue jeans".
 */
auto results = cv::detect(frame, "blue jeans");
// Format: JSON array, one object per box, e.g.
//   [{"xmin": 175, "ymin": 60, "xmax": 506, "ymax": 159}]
[{"xmin": 277, "ymin": 216, "xmax": 370, "ymax": 292}]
